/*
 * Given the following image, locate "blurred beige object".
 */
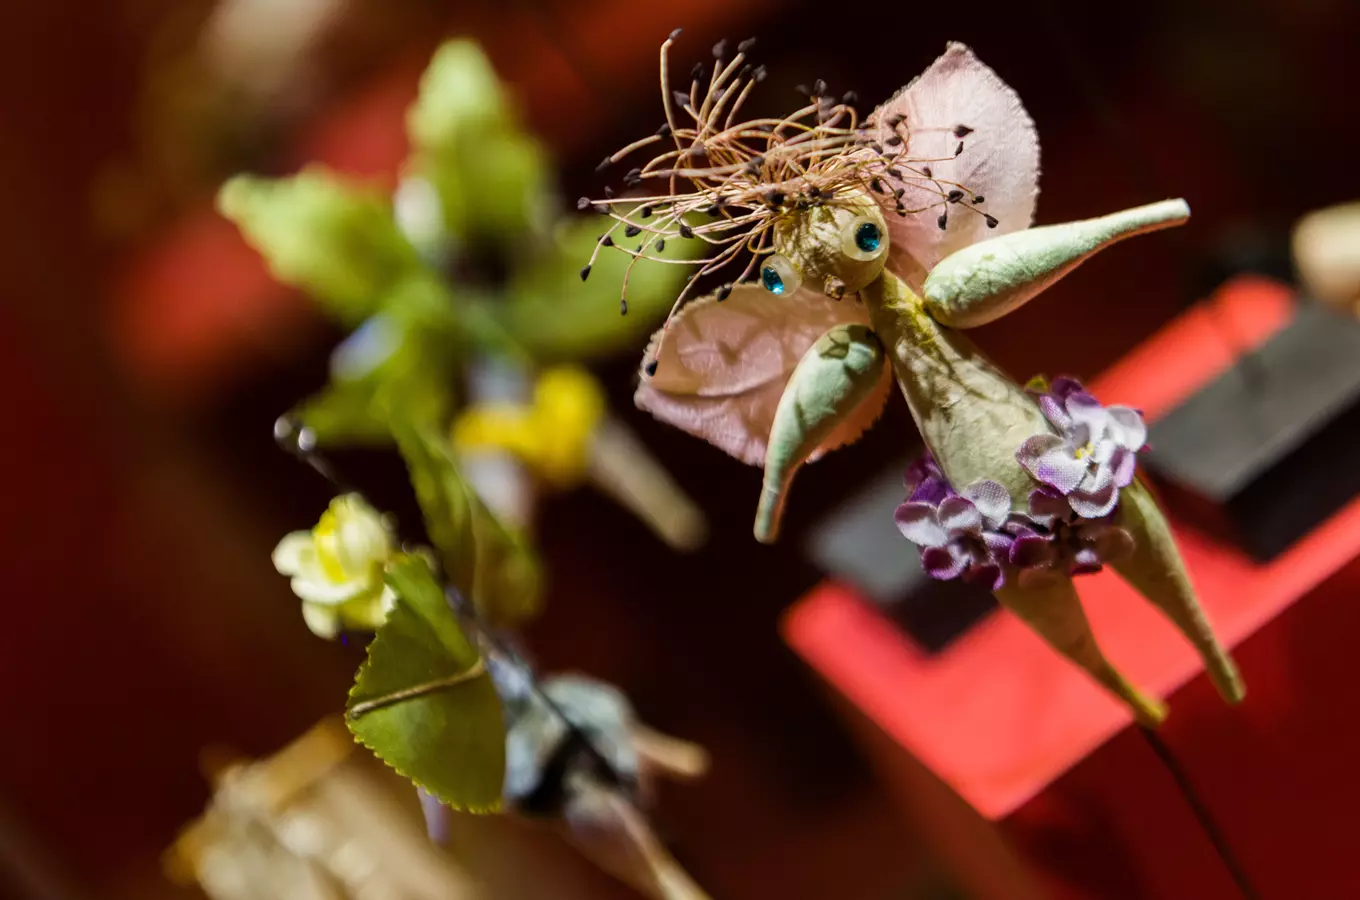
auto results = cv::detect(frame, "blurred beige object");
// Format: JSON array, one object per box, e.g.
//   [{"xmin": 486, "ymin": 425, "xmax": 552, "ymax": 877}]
[
  {"xmin": 167, "ymin": 718, "xmax": 671, "ymax": 900},
  {"xmin": 588, "ymin": 417, "xmax": 708, "ymax": 552},
  {"xmin": 202, "ymin": 0, "xmax": 343, "ymax": 103},
  {"xmin": 166, "ymin": 719, "xmax": 482, "ymax": 900},
  {"xmin": 1294, "ymin": 201, "xmax": 1360, "ymax": 313}
]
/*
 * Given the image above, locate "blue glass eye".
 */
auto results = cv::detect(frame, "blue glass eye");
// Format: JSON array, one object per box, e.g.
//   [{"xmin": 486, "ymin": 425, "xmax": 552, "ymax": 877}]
[
  {"xmin": 761, "ymin": 265, "xmax": 785, "ymax": 295},
  {"xmin": 855, "ymin": 221, "xmax": 882, "ymax": 253},
  {"xmin": 842, "ymin": 215, "xmax": 888, "ymax": 261},
  {"xmin": 759, "ymin": 255, "xmax": 801, "ymax": 295}
]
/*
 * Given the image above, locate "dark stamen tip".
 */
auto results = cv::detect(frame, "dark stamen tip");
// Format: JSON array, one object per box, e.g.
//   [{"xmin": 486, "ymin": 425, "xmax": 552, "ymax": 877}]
[
  {"xmin": 601, "ymin": 235, "xmax": 614, "ymax": 247},
  {"xmin": 645, "ymin": 359, "xmax": 659, "ymax": 376},
  {"xmin": 954, "ymin": 141, "xmax": 965, "ymax": 157},
  {"xmin": 886, "ymin": 135, "xmax": 903, "ymax": 147},
  {"xmin": 922, "ymin": 166, "xmax": 933, "ymax": 177},
  {"xmin": 620, "ymin": 298, "xmax": 628, "ymax": 316},
  {"xmin": 738, "ymin": 37, "xmax": 757, "ymax": 53},
  {"xmin": 795, "ymin": 83, "xmax": 810, "ymax": 97},
  {"xmin": 604, "ymin": 186, "xmax": 616, "ymax": 198},
  {"xmin": 625, "ymin": 224, "xmax": 642, "ymax": 237},
  {"xmin": 842, "ymin": 90, "xmax": 858, "ymax": 104},
  {"xmin": 984, "ymin": 214, "xmax": 999, "ymax": 228},
  {"xmin": 813, "ymin": 78, "xmax": 827, "ymax": 96},
  {"xmin": 717, "ymin": 283, "xmax": 733, "ymax": 301},
  {"xmin": 947, "ymin": 189, "xmax": 965, "ymax": 203},
  {"xmin": 640, "ymin": 206, "xmax": 653, "ymax": 218},
  {"xmin": 973, "ymin": 195, "xmax": 985, "ymax": 204},
  {"xmin": 712, "ymin": 39, "xmax": 728, "ymax": 59},
  {"xmin": 669, "ymin": 27, "xmax": 683, "ymax": 40},
  {"xmin": 579, "ymin": 265, "xmax": 591, "ymax": 281},
  {"xmin": 753, "ymin": 65, "xmax": 768, "ymax": 82},
  {"xmin": 596, "ymin": 156, "xmax": 613, "ymax": 172},
  {"xmin": 937, "ymin": 212, "xmax": 948, "ymax": 230},
  {"xmin": 679, "ymin": 224, "xmax": 694, "ymax": 239},
  {"xmin": 656, "ymin": 238, "xmax": 666, "ymax": 251},
  {"xmin": 691, "ymin": 62, "xmax": 706, "ymax": 81},
  {"xmin": 576, "ymin": 196, "xmax": 591, "ymax": 210},
  {"xmin": 954, "ymin": 124, "xmax": 975, "ymax": 138},
  {"xmin": 656, "ymin": 122, "xmax": 672, "ymax": 137}
]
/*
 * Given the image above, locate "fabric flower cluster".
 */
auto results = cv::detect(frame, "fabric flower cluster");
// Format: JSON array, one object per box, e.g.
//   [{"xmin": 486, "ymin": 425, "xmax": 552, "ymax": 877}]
[
  {"xmin": 1017, "ymin": 376, "xmax": 1147, "ymax": 518},
  {"xmin": 895, "ymin": 378, "xmax": 1145, "ymax": 589}
]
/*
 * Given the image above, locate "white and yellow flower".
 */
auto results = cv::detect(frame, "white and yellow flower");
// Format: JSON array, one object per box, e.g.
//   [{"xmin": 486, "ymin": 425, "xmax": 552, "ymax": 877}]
[{"xmin": 272, "ymin": 494, "xmax": 398, "ymax": 638}]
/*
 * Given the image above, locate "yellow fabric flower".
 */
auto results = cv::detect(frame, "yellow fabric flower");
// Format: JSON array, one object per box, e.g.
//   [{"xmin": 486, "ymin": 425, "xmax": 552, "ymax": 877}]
[
  {"xmin": 452, "ymin": 366, "xmax": 605, "ymax": 487},
  {"xmin": 272, "ymin": 494, "xmax": 398, "ymax": 638}
]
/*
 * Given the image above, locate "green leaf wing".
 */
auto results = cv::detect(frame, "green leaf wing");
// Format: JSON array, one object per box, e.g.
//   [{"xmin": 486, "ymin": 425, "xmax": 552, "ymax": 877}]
[
  {"xmin": 218, "ymin": 167, "xmax": 424, "ymax": 325},
  {"xmin": 500, "ymin": 213, "xmax": 703, "ymax": 361},
  {"xmin": 347, "ymin": 554, "xmax": 505, "ymax": 812},
  {"xmin": 392, "ymin": 419, "xmax": 543, "ymax": 626}
]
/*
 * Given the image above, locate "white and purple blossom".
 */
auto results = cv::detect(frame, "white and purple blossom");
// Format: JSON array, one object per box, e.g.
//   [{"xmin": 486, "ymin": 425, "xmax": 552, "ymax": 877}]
[
  {"xmin": 1016, "ymin": 376, "xmax": 1147, "ymax": 518},
  {"xmin": 1008, "ymin": 486, "xmax": 1135, "ymax": 587},
  {"xmin": 895, "ymin": 477, "xmax": 1014, "ymax": 590},
  {"xmin": 903, "ymin": 453, "xmax": 954, "ymax": 505}
]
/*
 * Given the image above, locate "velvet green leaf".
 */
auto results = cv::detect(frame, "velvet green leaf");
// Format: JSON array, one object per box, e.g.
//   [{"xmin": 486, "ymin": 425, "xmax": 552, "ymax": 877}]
[
  {"xmin": 500, "ymin": 213, "xmax": 703, "ymax": 361},
  {"xmin": 347, "ymin": 553, "xmax": 505, "ymax": 812},
  {"xmin": 218, "ymin": 167, "xmax": 423, "ymax": 325},
  {"xmin": 392, "ymin": 419, "xmax": 543, "ymax": 626}
]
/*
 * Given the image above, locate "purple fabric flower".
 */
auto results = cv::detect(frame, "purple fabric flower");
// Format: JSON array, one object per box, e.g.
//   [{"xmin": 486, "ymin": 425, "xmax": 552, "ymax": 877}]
[
  {"xmin": 895, "ymin": 478, "xmax": 1014, "ymax": 590},
  {"xmin": 1009, "ymin": 487, "xmax": 1135, "ymax": 587},
  {"xmin": 1016, "ymin": 377, "xmax": 1147, "ymax": 519},
  {"xmin": 903, "ymin": 453, "xmax": 953, "ymax": 505}
]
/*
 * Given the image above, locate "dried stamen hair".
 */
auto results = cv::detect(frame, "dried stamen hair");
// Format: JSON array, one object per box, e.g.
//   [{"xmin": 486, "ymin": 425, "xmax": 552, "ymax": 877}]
[{"xmin": 582, "ymin": 31, "xmax": 996, "ymax": 321}]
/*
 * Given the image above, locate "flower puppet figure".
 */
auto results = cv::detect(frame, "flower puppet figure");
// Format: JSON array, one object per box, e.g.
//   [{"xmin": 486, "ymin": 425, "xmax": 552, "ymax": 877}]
[{"xmin": 587, "ymin": 34, "xmax": 1243, "ymax": 724}]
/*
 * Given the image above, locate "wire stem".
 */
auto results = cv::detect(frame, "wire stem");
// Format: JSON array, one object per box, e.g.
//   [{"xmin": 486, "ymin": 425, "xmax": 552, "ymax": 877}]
[{"xmin": 1139, "ymin": 726, "xmax": 1261, "ymax": 900}]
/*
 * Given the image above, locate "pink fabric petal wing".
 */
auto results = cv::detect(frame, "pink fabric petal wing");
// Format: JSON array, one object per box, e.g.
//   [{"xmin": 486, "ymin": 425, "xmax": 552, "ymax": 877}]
[
  {"xmin": 870, "ymin": 43, "xmax": 1040, "ymax": 290},
  {"xmin": 635, "ymin": 285, "xmax": 870, "ymax": 466}
]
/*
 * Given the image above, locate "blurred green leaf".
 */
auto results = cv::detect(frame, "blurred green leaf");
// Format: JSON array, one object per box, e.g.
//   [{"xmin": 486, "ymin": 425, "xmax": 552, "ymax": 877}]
[
  {"xmin": 407, "ymin": 41, "xmax": 511, "ymax": 153},
  {"xmin": 219, "ymin": 167, "xmax": 423, "ymax": 325},
  {"xmin": 291, "ymin": 323, "xmax": 451, "ymax": 449},
  {"xmin": 406, "ymin": 41, "xmax": 552, "ymax": 248},
  {"xmin": 499, "ymin": 212, "xmax": 703, "ymax": 361},
  {"xmin": 347, "ymin": 554, "xmax": 505, "ymax": 812},
  {"xmin": 393, "ymin": 419, "xmax": 543, "ymax": 627},
  {"xmin": 290, "ymin": 274, "xmax": 467, "ymax": 445}
]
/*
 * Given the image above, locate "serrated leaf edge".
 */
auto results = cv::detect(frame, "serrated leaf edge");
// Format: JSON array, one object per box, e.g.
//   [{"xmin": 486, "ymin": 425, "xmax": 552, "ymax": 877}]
[{"xmin": 344, "ymin": 662, "xmax": 504, "ymax": 815}]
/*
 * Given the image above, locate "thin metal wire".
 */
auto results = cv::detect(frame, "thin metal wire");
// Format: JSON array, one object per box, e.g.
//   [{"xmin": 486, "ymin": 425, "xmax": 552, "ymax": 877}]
[{"xmin": 1139, "ymin": 727, "xmax": 1262, "ymax": 900}]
